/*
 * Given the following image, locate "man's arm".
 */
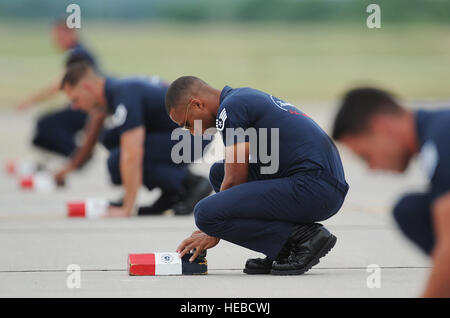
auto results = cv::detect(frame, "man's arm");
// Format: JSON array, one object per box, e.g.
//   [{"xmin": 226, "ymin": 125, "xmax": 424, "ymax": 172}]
[
  {"xmin": 177, "ymin": 230, "xmax": 220, "ymax": 262},
  {"xmin": 54, "ymin": 108, "xmax": 107, "ymax": 185},
  {"xmin": 16, "ymin": 77, "xmax": 62, "ymax": 111},
  {"xmin": 114, "ymin": 126, "xmax": 145, "ymax": 217},
  {"xmin": 176, "ymin": 142, "xmax": 250, "ymax": 260},
  {"xmin": 422, "ymin": 192, "xmax": 450, "ymax": 297},
  {"xmin": 220, "ymin": 142, "xmax": 250, "ymax": 192}
]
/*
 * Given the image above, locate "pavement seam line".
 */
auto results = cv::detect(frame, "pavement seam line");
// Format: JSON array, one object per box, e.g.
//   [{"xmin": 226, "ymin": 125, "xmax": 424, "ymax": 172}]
[{"xmin": 0, "ymin": 266, "xmax": 432, "ymax": 273}]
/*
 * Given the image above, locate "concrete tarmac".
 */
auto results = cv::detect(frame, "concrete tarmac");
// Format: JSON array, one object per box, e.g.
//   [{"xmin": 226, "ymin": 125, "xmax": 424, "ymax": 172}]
[{"xmin": 0, "ymin": 106, "xmax": 434, "ymax": 297}]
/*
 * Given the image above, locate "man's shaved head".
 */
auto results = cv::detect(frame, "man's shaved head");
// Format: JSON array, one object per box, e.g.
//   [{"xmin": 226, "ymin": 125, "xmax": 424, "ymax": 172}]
[
  {"xmin": 165, "ymin": 76, "xmax": 208, "ymax": 113},
  {"xmin": 165, "ymin": 76, "xmax": 221, "ymax": 136}
]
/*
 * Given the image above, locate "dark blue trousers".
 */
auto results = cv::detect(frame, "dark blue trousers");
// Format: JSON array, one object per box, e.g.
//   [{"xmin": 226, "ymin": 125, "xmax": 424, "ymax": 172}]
[
  {"xmin": 194, "ymin": 161, "xmax": 348, "ymax": 259},
  {"xmin": 393, "ymin": 193, "xmax": 435, "ymax": 255},
  {"xmin": 105, "ymin": 131, "xmax": 210, "ymax": 193},
  {"xmin": 32, "ymin": 106, "xmax": 87, "ymax": 157}
]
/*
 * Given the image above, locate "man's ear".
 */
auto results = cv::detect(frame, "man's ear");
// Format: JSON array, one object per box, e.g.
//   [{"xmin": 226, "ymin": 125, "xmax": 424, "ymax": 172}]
[
  {"xmin": 81, "ymin": 79, "xmax": 96, "ymax": 95},
  {"xmin": 191, "ymin": 98, "xmax": 204, "ymax": 110}
]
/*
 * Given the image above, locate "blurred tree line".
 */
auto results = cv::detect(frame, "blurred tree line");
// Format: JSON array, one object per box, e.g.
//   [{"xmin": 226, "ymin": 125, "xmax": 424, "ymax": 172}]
[{"xmin": 0, "ymin": 0, "xmax": 449, "ymax": 24}]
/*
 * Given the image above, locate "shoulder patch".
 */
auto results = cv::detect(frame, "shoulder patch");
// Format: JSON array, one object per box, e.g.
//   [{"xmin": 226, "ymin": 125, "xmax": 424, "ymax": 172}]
[
  {"xmin": 270, "ymin": 95, "xmax": 292, "ymax": 111},
  {"xmin": 216, "ymin": 108, "xmax": 227, "ymax": 131},
  {"xmin": 112, "ymin": 104, "xmax": 128, "ymax": 127},
  {"xmin": 419, "ymin": 140, "xmax": 439, "ymax": 180}
]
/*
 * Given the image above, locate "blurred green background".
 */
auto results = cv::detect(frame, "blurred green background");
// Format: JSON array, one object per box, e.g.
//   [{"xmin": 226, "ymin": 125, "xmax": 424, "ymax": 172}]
[{"xmin": 1, "ymin": 0, "xmax": 449, "ymax": 108}]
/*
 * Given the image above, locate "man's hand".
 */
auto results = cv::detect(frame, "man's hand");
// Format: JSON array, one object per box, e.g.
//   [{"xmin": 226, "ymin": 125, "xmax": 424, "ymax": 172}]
[
  {"xmin": 16, "ymin": 99, "xmax": 32, "ymax": 111},
  {"xmin": 176, "ymin": 230, "xmax": 220, "ymax": 262},
  {"xmin": 16, "ymin": 78, "xmax": 61, "ymax": 111},
  {"xmin": 54, "ymin": 168, "xmax": 72, "ymax": 187},
  {"xmin": 105, "ymin": 205, "xmax": 130, "ymax": 218}
]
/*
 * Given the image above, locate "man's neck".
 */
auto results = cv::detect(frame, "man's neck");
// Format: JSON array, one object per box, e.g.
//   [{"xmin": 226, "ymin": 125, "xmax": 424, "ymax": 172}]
[
  {"xmin": 210, "ymin": 88, "xmax": 222, "ymax": 117},
  {"xmin": 96, "ymin": 77, "xmax": 107, "ymax": 109},
  {"xmin": 65, "ymin": 39, "xmax": 79, "ymax": 51},
  {"xmin": 403, "ymin": 110, "xmax": 420, "ymax": 156}
]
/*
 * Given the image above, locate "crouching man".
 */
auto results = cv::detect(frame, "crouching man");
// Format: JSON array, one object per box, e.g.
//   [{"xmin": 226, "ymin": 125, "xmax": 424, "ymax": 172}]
[
  {"xmin": 167, "ymin": 76, "xmax": 349, "ymax": 275},
  {"xmin": 332, "ymin": 87, "xmax": 450, "ymax": 296},
  {"xmin": 60, "ymin": 65, "xmax": 211, "ymax": 217}
]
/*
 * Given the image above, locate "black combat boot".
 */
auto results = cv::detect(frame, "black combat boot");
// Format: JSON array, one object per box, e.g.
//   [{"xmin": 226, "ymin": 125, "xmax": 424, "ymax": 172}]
[
  {"xmin": 271, "ymin": 223, "xmax": 336, "ymax": 275},
  {"xmin": 244, "ymin": 246, "xmax": 289, "ymax": 275},
  {"xmin": 137, "ymin": 191, "xmax": 182, "ymax": 216},
  {"xmin": 243, "ymin": 242, "xmax": 291, "ymax": 275}
]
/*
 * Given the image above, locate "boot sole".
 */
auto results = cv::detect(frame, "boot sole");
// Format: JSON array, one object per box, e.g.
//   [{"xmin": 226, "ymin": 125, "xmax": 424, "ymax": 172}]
[
  {"xmin": 270, "ymin": 234, "xmax": 337, "ymax": 276},
  {"xmin": 243, "ymin": 268, "xmax": 272, "ymax": 275}
]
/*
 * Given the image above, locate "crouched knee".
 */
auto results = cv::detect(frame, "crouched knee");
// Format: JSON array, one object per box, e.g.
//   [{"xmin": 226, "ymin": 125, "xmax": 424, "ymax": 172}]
[{"xmin": 194, "ymin": 197, "xmax": 216, "ymax": 233}]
